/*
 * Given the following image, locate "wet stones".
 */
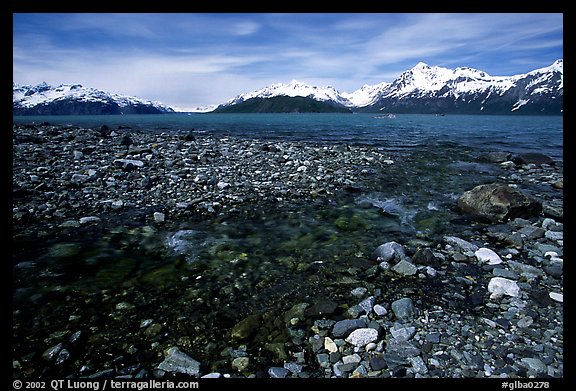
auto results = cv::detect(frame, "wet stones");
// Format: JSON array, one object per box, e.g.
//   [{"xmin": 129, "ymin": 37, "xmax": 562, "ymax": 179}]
[
  {"xmin": 231, "ymin": 314, "xmax": 261, "ymax": 341},
  {"xmin": 458, "ymin": 183, "xmax": 542, "ymax": 222}
]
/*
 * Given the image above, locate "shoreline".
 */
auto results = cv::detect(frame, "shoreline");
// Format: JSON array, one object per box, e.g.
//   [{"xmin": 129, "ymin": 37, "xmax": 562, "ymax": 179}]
[{"xmin": 12, "ymin": 123, "xmax": 563, "ymax": 379}]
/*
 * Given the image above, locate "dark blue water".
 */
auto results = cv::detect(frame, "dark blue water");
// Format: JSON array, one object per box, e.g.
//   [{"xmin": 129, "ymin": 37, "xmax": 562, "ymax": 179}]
[{"xmin": 13, "ymin": 113, "xmax": 563, "ymax": 160}]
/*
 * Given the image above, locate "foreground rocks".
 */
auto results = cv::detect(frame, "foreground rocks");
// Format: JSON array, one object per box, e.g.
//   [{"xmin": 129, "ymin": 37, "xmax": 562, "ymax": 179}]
[{"xmin": 12, "ymin": 124, "xmax": 563, "ymax": 379}]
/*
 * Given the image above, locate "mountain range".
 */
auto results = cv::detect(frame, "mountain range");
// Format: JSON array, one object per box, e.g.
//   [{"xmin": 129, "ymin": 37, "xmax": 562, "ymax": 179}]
[
  {"xmin": 216, "ymin": 59, "xmax": 563, "ymax": 115},
  {"xmin": 13, "ymin": 60, "xmax": 563, "ymax": 115},
  {"xmin": 13, "ymin": 82, "xmax": 175, "ymax": 115}
]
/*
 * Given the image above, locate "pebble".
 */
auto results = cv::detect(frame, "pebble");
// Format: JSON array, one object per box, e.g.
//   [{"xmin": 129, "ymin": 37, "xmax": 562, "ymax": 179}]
[
  {"xmin": 345, "ymin": 328, "xmax": 379, "ymax": 347},
  {"xmin": 475, "ymin": 247, "xmax": 503, "ymax": 265},
  {"xmin": 391, "ymin": 298, "xmax": 415, "ymax": 321},
  {"xmin": 488, "ymin": 277, "xmax": 521, "ymax": 299}
]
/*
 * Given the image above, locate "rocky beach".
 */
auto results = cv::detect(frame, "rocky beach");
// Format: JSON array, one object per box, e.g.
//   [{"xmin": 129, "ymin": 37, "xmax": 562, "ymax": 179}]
[{"xmin": 12, "ymin": 123, "xmax": 563, "ymax": 380}]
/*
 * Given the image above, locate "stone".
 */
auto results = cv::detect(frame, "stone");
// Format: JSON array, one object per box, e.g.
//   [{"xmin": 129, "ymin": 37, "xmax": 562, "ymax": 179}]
[
  {"xmin": 513, "ymin": 153, "xmax": 555, "ymax": 166},
  {"xmin": 390, "ymin": 326, "xmax": 416, "ymax": 341},
  {"xmin": 373, "ymin": 304, "xmax": 388, "ymax": 317},
  {"xmin": 488, "ymin": 277, "xmax": 521, "ymax": 299},
  {"xmin": 284, "ymin": 362, "xmax": 303, "ymax": 374},
  {"xmin": 231, "ymin": 357, "xmax": 249, "ymax": 372},
  {"xmin": 408, "ymin": 356, "xmax": 428, "ymax": 374},
  {"xmin": 345, "ymin": 328, "xmax": 379, "ymax": 347},
  {"xmin": 475, "ymin": 248, "xmax": 503, "ymax": 265},
  {"xmin": 507, "ymin": 260, "xmax": 544, "ymax": 277},
  {"xmin": 79, "ymin": 216, "xmax": 101, "ymax": 224},
  {"xmin": 358, "ymin": 296, "xmax": 376, "ymax": 314},
  {"xmin": 324, "ymin": 337, "xmax": 338, "ymax": 353},
  {"xmin": 153, "ymin": 212, "xmax": 165, "ymax": 223},
  {"xmin": 113, "ymin": 159, "xmax": 144, "ymax": 170},
  {"xmin": 372, "ymin": 241, "xmax": 406, "ymax": 263},
  {"xmin": 157, "ymin": 347, "xmax": 201, "ymax": 377},
  {"xmin": 545, "ymin": 231, "xmax": 563, "ymax": 241},
  {"xmin": 201, "ymin": 373, "xmax": 222, "ymax": 378},
  {"xmin": 42, "ymin": 343, "xmax": 64, "ymax": 361},
  {"xmin": 392, "ymin": 259, "xmax": 418, "ymax": 275},
  {"xmin": 268, "ymin": 367, "xmax": 290, "ymax": 378},
  {"xmin": 478, "ymin": 151, "xmax": 512, "ymax": 163},
  {"xmin": 332, "ymin": 319, "xmax": 367, "ymax": 338},
  {"xmin": 444, "ymin": 236, "xmax": 479, "ymax": 252},
  {"xmin": 231, "ymin": 313, "xmax": 261, "ymax": 340},
  {"xmin": 412, "ymin": 247, "xmax": 438, "ymax": 265},
  {"xmin": 458, "ymin": 183, "xmax": 542, "ymax": 222},
  {"xmin": 549, "ymin": 292, "xmax": 563, "ymax": 302},
  {"xmin": 304, "ymin": 298, "xmax": 338, "ymax": 318},
  {"xmin": 350, "ymin": 287, "xmax": 367, "ymax": 297},
  {"xmin": 520, "ymin": 358, "xmax": 548, "ymax": 375},
  {"xmin": 391, "ymin": 298, "xmax": 414, "ymax": 321}
]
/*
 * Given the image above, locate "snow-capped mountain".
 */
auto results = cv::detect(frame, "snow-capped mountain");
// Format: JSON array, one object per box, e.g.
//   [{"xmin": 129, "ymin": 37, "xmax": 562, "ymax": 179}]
[
  {"xmin": 13, "ymin": 82, "xmax": 175, "ymax": 115},
  {"xmin": 223, "ymin": 79, "xmax": 352, "ymax": 108},
  {"xmin": 217, "ymin": 60, "xmax": 563, "ymax": 115}
]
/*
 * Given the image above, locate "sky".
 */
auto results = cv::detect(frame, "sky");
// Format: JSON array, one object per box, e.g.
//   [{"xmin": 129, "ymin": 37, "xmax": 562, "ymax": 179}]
[{"xmin": 13, "ymin": 13, "xmax": 563, "ymax": 111}]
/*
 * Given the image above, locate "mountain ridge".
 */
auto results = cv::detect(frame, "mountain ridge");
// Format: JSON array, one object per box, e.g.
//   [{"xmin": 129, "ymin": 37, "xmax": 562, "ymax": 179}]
[
  {"xmin": 217, "ymin": 60, "xmax": 563, "ymax": 115},
  {"xmin": 13, "ymin": 82, "xmax": 175, "ymax": 115}
]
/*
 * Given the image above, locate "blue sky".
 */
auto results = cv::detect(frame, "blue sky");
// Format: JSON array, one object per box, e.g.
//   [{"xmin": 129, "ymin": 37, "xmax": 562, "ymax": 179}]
[{"xmin": 13, "ymin": 13, "xmax": 563, "ymax": 110}]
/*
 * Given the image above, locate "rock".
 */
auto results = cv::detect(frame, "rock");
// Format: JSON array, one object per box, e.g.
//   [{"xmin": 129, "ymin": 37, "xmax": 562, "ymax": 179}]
[
  {"xmin": 390, "ymin": 325, "xmax": 416, "ymax": 341},
  {"xmin": 372, "ymin": 241, "xmax": 406, "ymax": 263},
  {"xmin": 284, "ymin": 303, "xmax": 309, "ymax": 325},
  {"xmin": 332, "ymin": 319, "xmax": 367, "ymax": 338},
  {"xmin": 474, "ymin": 248, "xmax": 503, "ymax": 265},
  {"xmin": 458, "ymin": 183, "xmax": 542, "ymax": 222},
  {"xmin": 284, "ymin": 362, "xmax": 303, "ymax": 374},
  {"xmin": 412, "ymin": 247, "xmax": 438, "ymax": 265},
  {"xmin": 444, "ymin": 236, "xmax": 479, "ymax": 252},
  {"xmin": 324, "ymin": 337, "xmax": 338, "ymax": 353},
  {"xmin": 157, "ymin": 347, "xmax": 201, "ymax": 377},
  {"xmin": 391, "ymin": 298, "xmax": 414, "ymax": 321},
  {"xmin": 71, "ymin": 173, "xmax": 89, "ymax": 184},
  {"xmin": 231, "ymin": 313, "xmax": 261, "ymax": 340},
  {"xmin": 231, "ymin": 357, "xmax": 249, "ymax": 372},
  {"xmin": 545, "ymin": 231, "xmax": 563, "ymax": 241},
  {"xmin": 507, "ymin": 260, "xmax": 544, "ymax": 277},
  {"xmin": 113, "ymin": 159, "xmax": 144, "ymax": 170},
  {"xmin": 385, "ymin": 338, "xmax": 421, "ymax": 359},
  {"xmin": 487, "ymin": 277, "xmax": 521, "ymax": 299},
  {"xmin": 513, "ymin": 153, "xmax": 555, "ymax": 166},
  {"xmin": 358, "ymin": 296, "xmax": 376, "ymax": 314},
  {"xmin": 304, "ymin": 298, "xmax": 338, "ymax": 318},
  {"xmin": 408, "ymin": 356, "xmax": 428, "ymax": 374},
  {"xmin": 549, "ymin": 292, "xmax": 563, "ymax": 302},
  {"xmin": 268, "ymin": 367, "xmax": 290, "ymax": 378},
  {"xmin": 73, "ymin": 150, "xmax": 83, "ymax": 160},
  {"xmin": 350, "ymin": 287, "xmax": 367, "ymax": 298},
  {"xmin": 520, "ymin": 357, "xmax": 548, "ymax": 375},
  {"xmin": 153, "ymin": 212, "xmax": 165, "ymax": 223},
  {"xmin": 373, "ymin": 304, "xmax": 387, "ymax": 317},
  {"xmin": 42, "ymin": 343, "xmax": 64, "ymax": 361},
  {"xmin": 201, "ymin": 373, "xmax": 222, "ymax": 378},
  {"xmin": 345, "ymin": 328, "xmax": 379, "ymax": 347},
  {"xmin": 478, "ymin": 151, "xmax": 512, "ymax": 163},
  {"xmin": 392, "ymin": 259, "xmax": 418, "ymax": 275},
  {"xmin": 79, "ymin": 216, "xmax": 101, "ymax": 224}
]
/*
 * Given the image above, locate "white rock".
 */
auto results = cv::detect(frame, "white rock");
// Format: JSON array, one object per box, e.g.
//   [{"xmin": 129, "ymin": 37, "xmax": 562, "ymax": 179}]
[
  {"xmin": 79, "ymin": 216, "xmax": 101, "ymax": 224},
  {"xmin": 488, "ymin": 277, "xmax": 520, "ymax": 299},
  {"xmin": 475, "ymin": 248, "xmax": 503, "ymax": 265},
  {"xmin": 373, "ymin": 304, "xmax": 387, "ymax": 316},
  {"xmin": 345, "ymin": 328, "xmax": 379, "ymax": 347},
  {"xmin": 324, "ymin": 337, "xmax": 338, "ymax": 353},
  {"xmin": 549, "ymin": 292, "xmax": 563, "ymax": 302},
  {"xmin": 153, "ymin": 212, "xmax": 165, "ymax": 223}
]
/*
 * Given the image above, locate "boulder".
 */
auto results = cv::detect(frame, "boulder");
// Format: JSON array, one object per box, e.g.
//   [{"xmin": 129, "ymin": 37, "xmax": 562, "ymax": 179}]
[
  {"xmin": 458, "ymin": 183, "xmax": 542, "ymax": 222},
  {"xmin": 513, "ymin": 153, "xmax": 555, "ymax": 166}
]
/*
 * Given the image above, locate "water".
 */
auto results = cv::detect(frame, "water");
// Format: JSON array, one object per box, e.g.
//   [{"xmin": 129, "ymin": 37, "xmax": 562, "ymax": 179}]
[
  {"xmin": 12, "ymin": 113, "xmax": 563, "ymax": 376},
  {"xmin": 13, "ymin": 113, "xmax": 563, "ymax": 159}
]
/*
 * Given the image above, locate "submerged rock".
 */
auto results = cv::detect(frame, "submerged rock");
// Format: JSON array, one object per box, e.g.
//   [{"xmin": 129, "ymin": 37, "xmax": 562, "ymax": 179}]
[{"xmin": 157, "ymin": 347, "xmax": 201, "ymax": 377}]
